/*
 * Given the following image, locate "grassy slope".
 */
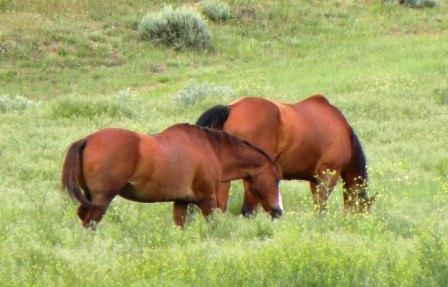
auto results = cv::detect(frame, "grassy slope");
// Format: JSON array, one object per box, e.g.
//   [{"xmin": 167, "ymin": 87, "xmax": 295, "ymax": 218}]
[{"xmin": 1, "ymin": 0, "xmax": 448, "ymax": 285}]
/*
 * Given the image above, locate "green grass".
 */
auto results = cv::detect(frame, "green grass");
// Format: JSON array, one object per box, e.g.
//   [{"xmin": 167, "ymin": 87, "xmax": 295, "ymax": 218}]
[{"xmin": 1, "ymin": 0, "xmax": 448, "ymax": 285}]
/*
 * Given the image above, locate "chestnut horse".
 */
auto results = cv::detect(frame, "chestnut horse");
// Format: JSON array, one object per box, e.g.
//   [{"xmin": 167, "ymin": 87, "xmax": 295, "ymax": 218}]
[
  {"xmin": 196, "ymin": 95, "xmax": 376, "ymax": 215},
  {"xmin": 61, "ymin": 124, "xmax": 283, "ymax": 228}
]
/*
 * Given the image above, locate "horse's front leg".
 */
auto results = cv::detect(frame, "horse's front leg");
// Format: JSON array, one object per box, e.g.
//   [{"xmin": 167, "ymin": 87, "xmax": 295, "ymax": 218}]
[
  {"xmin": 173, "ymin": 201, "xmax": 189, "ymax": 227},
  {"xmin": 197, "ymin": 194, "xmax": 218, "ymax": 220},
  {"xmin": 216, "ymin": 182, "xmax": 231, "ymax": 212},
  {"xmin": 310, "ymin": 169, "xmax": 340, "ymax": 215}
]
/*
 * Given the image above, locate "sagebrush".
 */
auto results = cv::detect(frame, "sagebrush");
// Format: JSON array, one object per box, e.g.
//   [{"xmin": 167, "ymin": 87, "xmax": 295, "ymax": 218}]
[{"xmin": 139, "ymin": 6, "xmax": 212, "ymax": 50}]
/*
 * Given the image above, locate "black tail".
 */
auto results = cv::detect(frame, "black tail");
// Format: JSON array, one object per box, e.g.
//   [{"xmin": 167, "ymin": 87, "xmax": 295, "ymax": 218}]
[
  {"xmin": 196, "ymin": 105, "xmax": 230, "ymax": 130},
  {"xmin": 350, "ymin": 127, "xmax": 368, "ymax": 181},
  {"xmin": 61, "ymin": 138, "xmax": 95, "ymax": 207}
]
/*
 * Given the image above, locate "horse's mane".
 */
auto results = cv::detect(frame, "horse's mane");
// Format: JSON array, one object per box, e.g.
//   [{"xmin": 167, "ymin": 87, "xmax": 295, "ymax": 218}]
[{"xmin": 179, "ymin": 124, "xmax": 274, "ymax": 163}]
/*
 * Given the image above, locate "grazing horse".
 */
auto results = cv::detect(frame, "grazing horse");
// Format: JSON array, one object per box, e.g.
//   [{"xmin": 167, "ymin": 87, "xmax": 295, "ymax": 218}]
[
  {"xmin": 61, "ymin": 124, "xmax": 282, "ymax": 228},
  {"xmin": 196, "ymin": 95, "xmax": 376, "ymax": 215}
]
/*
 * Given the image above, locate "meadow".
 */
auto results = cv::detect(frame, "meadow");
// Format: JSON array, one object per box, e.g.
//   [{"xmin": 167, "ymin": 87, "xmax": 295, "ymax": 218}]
[{"xmin": 0, "ymin": 0, "xmax": 448, "ymax": 285}]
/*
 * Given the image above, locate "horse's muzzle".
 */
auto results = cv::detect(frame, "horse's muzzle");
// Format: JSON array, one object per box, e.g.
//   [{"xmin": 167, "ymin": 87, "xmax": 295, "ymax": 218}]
[{"xmin": 270, "ymin": 208, "xmax": 283, "ymax": 219}]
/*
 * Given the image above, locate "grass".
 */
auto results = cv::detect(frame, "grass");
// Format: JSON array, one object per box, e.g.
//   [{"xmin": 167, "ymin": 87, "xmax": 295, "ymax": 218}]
[{"xmin": 0, "ymin": 0, "xmax": 448, "ymax": 285}]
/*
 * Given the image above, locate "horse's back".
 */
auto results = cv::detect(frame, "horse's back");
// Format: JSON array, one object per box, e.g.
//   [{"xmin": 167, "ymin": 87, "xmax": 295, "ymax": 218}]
[
  {"xmin": 225, "ymin": 97, "xmax": 282, "ymax": 156},
  {"xmin": 155, "ymin": 124, "xmax": 222, "ymax": 181}
]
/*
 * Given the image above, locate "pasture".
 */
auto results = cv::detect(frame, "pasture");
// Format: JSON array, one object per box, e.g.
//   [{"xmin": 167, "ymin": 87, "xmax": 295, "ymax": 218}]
[{"xmin": 1, "ymin": 0, "xmax": 447, "ymax": 285}]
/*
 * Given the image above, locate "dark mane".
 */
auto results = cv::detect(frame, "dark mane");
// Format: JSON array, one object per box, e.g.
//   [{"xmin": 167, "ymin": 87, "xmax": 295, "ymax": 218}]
[{"xmin": 179, "ymin": 124, "xmax": 274, "ymax": 163}]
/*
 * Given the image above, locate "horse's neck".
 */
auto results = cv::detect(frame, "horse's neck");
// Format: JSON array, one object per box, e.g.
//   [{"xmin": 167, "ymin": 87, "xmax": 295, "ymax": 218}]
[{"xmin": 219, "ymin": 145, "xmax": 265, "ymax": 182}]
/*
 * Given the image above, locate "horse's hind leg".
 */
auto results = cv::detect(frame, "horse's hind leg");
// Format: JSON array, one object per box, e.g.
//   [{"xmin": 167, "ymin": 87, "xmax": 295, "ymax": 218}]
[
  {"xmin": 82, "ymin": 194, "xmax": 114, "ymax": 229},
  {"xmin": 77, "ymin": 187, "xmax": 92, "ymax": 222},
  {"xmin": 341, "ymin": 169, "xmax": 369, "ymax": 212},
  {"xmin": 77, "ymin": 204, "xmax": 90, "ymax": 222}
]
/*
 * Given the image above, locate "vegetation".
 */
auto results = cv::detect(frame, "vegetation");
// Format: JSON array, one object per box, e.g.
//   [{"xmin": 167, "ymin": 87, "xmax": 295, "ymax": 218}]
[
  {"xmin": 0, "ymin": 0, "xmax": 447, "ymax": 285},
  {"xmin": 202, "ymin": 0, "xmax": 232, "ymax": 23},
  {"xmin": 172, "ymin": 81, "xmax": 236, "ymax": 106},
  {"xmin": 139, "ymin": 6, "xmax": 212, "ymax": 50},
  {"xmin": 399, "ymin": 0, "xmax": 438, "ymax": 7},
  {"xmin": 0, "ymin": 95, "xmax": 36, "ymax": 113}
]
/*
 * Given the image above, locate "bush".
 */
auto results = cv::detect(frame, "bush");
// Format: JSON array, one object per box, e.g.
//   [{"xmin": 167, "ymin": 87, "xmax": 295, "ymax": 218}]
[
  {"xmin": 202, "ymin": 1, "xmax": 231, "ymax": 23},
  {"xmin": 399, "ymin": 0, "xmax": 437, "ymax": 8},
  {"xmin": 139, "ymin": 6, "xmax": 212, "ymax": 50},
  {"xmin": 0, "ymin": 95, "xmax": 35, "ymax": 113},
  {"xmin": 172, "ymin": 82, "xmax": 236, "ymax": 106}
]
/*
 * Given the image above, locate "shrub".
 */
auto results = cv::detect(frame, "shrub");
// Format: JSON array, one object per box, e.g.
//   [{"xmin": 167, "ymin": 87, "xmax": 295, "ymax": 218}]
[
  {"xmin": 399, "ymin": 0, "xmax": 437, "ymax": 8},
  {"xmin": 172, "ymin": 82, "xmax": 236, "ymax": 106},
  {"xmin": 0, "ymin": 95, "xmax": 35, "ymax": 113},
  {"xmin": 139, "ymin": 6, "xmax": 212, "ymax": 50},
  {"xmin": 202, "ymin": 1, "xmax": 231, "ymax": 23}
]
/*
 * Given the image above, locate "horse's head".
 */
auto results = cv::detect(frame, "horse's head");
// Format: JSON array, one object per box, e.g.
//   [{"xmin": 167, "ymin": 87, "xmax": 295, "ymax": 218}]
[{"xmin": 246, "ymin": 162, "xmax": 283, "ymax": 219}]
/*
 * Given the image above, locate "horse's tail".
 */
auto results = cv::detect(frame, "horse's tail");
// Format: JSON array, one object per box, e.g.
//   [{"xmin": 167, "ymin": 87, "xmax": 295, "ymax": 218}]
[
  {"xmin": 350, "ymin": 126, "xmax": 368, "ymax": 182},
  {"xmin": 196, "ymin": 105, "xmax": 230, "ymax": 130},
  {"xmin": 61, "ymin": 138, "xmax": 94, "ymax": 207},
  {"xmin": 347, "ymin": 127, "xmax": 378, "ymax": 210}
]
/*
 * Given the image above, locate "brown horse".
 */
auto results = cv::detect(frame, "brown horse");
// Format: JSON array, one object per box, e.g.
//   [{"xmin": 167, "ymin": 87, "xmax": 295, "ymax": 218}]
[
  {"xmin": 61, "ymin": 124, "xmax": 282, "ymax": 228},
  {"xmin": 196, "ymin": 95, "xmax": 376, "ymax": 215}
]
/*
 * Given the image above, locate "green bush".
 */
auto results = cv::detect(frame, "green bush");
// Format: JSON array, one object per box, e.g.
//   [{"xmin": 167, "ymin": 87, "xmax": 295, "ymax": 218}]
[
  {"xmin": 172, "ymin": 82, "xmax": 236, "ymax": 106},
  {"xmin": 139, "ymin": 6, "xmax": 212, "ymax": 50},
  {"xmin": 202, "ymin": 1, "xmax": 231, "ymax": 23},
  {"xmin": 0, "ymin": 95, "xmax": 35, "ymax": 113}
]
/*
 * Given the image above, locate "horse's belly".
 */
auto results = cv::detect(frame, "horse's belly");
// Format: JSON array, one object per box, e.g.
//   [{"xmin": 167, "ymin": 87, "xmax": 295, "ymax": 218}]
[
  {"xmin": 119, "ymin": 181, "xmax": 195, "ymax": 203},
  {"xmin": 280, "ymin": 165, "xmax": 315, "ymax": 181},
  {"xmin": 278, "ymin": 148, "xmax": 319, "ymax": 181}
]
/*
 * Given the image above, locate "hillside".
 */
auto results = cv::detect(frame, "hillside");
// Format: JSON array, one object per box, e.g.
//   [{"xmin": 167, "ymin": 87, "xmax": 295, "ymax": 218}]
[{"xmin": 0, "ymin": 0, "xmax": 447, "ymax": 285}]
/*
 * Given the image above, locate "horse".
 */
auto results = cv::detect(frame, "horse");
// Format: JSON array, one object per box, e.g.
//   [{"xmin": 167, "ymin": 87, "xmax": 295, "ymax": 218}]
[
  {"xmin": 61, "ymin": 123, "xmax": 283, "ymax": 228},
  {"xmin": 196, "ymin": 95, "xmax": 376, "ymax": 215}
]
